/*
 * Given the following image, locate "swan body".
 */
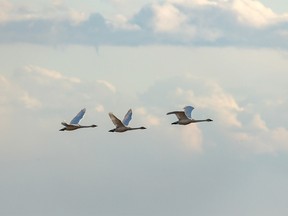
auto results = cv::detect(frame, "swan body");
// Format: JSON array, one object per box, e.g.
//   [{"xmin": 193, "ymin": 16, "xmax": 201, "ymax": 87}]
[
  {"xmin": 108, "ymin": 109, "xmax": 146, "ymax": 132},
  {"xmin": 167, "ymin": 106, "xmax": 213, "ymax": 125},
  {"xmin": 59, "ymin": 108, "xmax": 97, "ymax": 131}
]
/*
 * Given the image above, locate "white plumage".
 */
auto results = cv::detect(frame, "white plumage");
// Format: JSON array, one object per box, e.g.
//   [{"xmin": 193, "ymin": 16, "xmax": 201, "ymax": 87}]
[
  {"xmin": 167, "ymin": 106, "xmax": 213, "ymax": 125},
  {"xmin": 59, "ymin": 108, "xmax": 97, "ymax": 131}
]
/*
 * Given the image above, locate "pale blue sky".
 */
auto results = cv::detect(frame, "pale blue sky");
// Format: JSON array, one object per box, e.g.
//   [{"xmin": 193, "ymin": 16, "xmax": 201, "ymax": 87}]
[{"xmin": 1, "ymin": 0, "xmax": 288, "ymax": 216}]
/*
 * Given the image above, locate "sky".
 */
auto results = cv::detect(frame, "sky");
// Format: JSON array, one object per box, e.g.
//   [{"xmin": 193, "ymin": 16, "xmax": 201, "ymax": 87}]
[{"xmin": 0, "ymin": 0, "xmax": 288, "ymax": 215}]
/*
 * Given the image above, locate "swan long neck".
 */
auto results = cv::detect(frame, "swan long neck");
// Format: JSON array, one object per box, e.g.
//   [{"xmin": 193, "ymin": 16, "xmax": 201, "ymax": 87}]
[
  {"xmin": 128, "ymin": 126, "xmax": 146, "ymax": 130},
  {"xmin": 192, "ymin": 119, "xmax": 213, "ymax": 123},
  {"xmin": 80, "ymin": 124, "xmax": 97, "ymax": 128}
]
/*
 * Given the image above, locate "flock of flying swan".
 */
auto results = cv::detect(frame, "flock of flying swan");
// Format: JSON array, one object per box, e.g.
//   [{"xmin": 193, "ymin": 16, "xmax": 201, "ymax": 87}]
[{"xmin": 59, "ymin": 106, "xmax": 213, "ymax": 132}]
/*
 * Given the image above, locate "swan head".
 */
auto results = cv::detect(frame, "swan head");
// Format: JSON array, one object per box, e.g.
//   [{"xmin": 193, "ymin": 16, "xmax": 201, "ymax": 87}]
[
  {"xmin": 140, "ymin": 126, "xmax": 147, "ymax": 129},
  {"xmin": 91, "ymin": 124, "xmax": 97, "ymax": 127},
  {"xmin": 206, "ymin": 119, "xmax": 213, "ymax": 122}
]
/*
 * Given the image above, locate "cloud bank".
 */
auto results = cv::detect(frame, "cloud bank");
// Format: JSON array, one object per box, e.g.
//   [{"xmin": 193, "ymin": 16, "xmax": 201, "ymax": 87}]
[{"xmin": 0, "ymin": 0, "xmax": 288, "ymax": 48}]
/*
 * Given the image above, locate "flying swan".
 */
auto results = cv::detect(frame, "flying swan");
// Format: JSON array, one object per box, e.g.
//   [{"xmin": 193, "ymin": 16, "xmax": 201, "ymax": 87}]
[
  {"xmin": 108, "ymin": 109, "xmax": 146, "ymax": 132},
  {"xmin": 167, "ymin": 106, "xmax": 213, "ymax": 125},
  {"xmin": 59, "ymin": 108, "xmax": 97, "ymax": 131}
]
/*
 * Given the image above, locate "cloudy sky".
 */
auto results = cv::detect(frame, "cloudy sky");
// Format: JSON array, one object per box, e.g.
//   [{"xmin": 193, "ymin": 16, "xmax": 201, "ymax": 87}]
[{"xmin": 1, "ymin": 0, "xmax": 288, "ymax": 215}]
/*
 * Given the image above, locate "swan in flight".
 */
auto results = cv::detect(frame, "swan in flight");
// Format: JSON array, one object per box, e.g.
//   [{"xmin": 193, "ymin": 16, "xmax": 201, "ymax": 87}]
[
  {"xmin": 59, "ymin": 108, "xmax": 97, "ymax": 131},
  {"xmin": 108, "ymin": 109, "xmax": 146, "ymax": 132},
  {"xmin": 167, "ymin": 106, "xmax": 213, "ymax": 125}
]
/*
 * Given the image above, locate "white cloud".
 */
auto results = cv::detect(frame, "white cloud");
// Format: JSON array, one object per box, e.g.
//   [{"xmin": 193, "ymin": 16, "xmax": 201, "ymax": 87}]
[
  {"xmin": 170, "ymin": 77, "xmax": 287, "ymax": 154},
  {"xmin": 0, "ymin": 74, "xmax": 42, "ymax": 110},
  {"xmin": 205, "ymin": 82, "xmax": 243, "ymax": 127},
  {"xmin": 135, "ymin": 107, "xmax": 160, "ymax": 126},
  {"xmin": 0, "ymin": 0, "xmax": 288, "ymax": 48},
  {"xmin": 272, "ymin": 127, "xmax": 288, "ymax": 149},
  {"xmin": 20, "ymin": 92, "xmax": 42, "ymax": 109},
  {"xmin": 97, "ymin": 80, "xmax": 116, "ymax": 93},
  {"xmin": 141, "ymin": 75, "xmax": 243, "ymax": 152},
  {"xmin": 230, "ymin": 110, "xmax": 288, "ymax": 154},
  {"xmin": 68, "ymin": 10, "xmax": 89, "ymax": 24},
  {"xmin": 111, "ymin": 14, "xmax": 140, "ymax": 30},
  {"xmin": 168, "ymin": 0, "xmax": 218, "ymax": 7},
  {"xmin": 135, "ymin": 0, "xmax": 288, "ymax": 47},
  {"xmin": 233, "ymin": 126, "xmax": 288, "ymax": 154},
  {"xmin": 251, "ymin": 114, "xmax": 268, "ymax": 131},
  {"xmin": 232, "ymin": 0, "xmax": 280, "ymax": 27},
  {"xmin": 140, "ymin": 72, "xmax": 288, "ymax": 155},
  {"xmin": 152, "ymin": 3, "xmax": 187, "ymax": 32},
  {"xmin": 174, "ymin": 80, "xmax": 243, "ymax": 127},
  {"xmin": 0, "ymin": 0, "xmax": 89, "ymax": 24},
  {"xmin": 181, "ymin": 124, "xmax": 203, "ymax": 152},
  {"xmin": 1, "ymin": 65, "xmax": 120, "ymax": 115},
  {"xmin": 0, "ymin": 0, "xmax": 12, "ymax": 23},
  {"xmin": 95, "ymin": 104, "xmax": 105, "ymax": 112},
  {"xmin": 24, "ymin": 65, "xmax": 81, "ymax": 84}
]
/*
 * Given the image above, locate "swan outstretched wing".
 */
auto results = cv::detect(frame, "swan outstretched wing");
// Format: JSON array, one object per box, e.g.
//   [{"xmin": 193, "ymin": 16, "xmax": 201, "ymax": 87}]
[
  {"xmin": 167, "ymin": 111, "xmax": 188, "ymax": 120},
  {"xmin": 122, "ymin": 109, "xmax": 132, "ymax": 126},
  {"xmin": 184, "ymin": 106, "xmax": 194, "ymax": 119},
  {"xmin": 70, "ymin": 108, "xmax": 86, "ymax": 124},
  {"xmin": 109, "ymin": 113, "xmax": 124, "ymax": 127}
]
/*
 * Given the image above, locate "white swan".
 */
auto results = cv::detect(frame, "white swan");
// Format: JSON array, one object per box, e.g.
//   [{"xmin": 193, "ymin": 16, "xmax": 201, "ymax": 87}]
[
  {"xmin": 108, "ymin": 109, "xmax": 146, "ymax": 132},
  {"xmin": 167, "ymin": 106, "xmax": 213, "ymax": 125},
  {"xmin": 59, "ymin": 108, "xmax": 97, "ymax": 131}
]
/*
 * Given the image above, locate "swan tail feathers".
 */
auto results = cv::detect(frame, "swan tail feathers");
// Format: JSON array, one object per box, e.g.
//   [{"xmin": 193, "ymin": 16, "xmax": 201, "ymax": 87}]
[{"xmin": 61, "ymin": 121, "xmax": 69, "ymax": 126}]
